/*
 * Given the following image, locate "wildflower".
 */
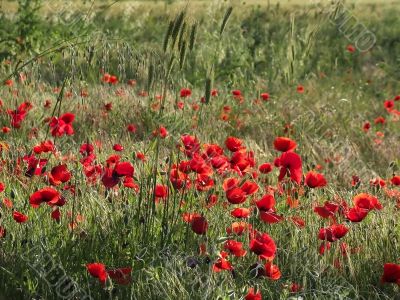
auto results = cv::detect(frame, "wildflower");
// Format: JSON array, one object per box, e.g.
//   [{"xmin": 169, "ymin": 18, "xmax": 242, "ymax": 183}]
[
  {"xmin": 13, "ymin": 211, "xmax": 28, "ymax": 223},
  {"xmin": 381, "ymin": 263, "xmax": 400, "ymax": 285},
  {"xmin": 305, "ymin": 171, "xmax": 327, "ymax": 188},
  {"xmin": 191, "ymin": 216, "xmax": 208, "ymax": 235},
  {"xmin": 30, "ymin": 187, "xmax": 64, "ymax": 207},
  {"xmin": 277, "ymin": 152, "xmax": 303, "ymax": 184},
  {"xmin": 273, "ymin": 137, "xmax": 297, "ymax": 152},
  {"xmin": 87, "ymin": 263, "xmax": 107, "ymax": 284},
  {"xmin": 49, "ymin": 113, "xmax": 75, "ymax": 137}
]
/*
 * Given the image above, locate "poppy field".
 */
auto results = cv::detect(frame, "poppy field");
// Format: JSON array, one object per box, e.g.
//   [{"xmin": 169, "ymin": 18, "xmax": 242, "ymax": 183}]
[{"xmin": 0, "ymin": 0, "xmax": 400, "ymax": 299}]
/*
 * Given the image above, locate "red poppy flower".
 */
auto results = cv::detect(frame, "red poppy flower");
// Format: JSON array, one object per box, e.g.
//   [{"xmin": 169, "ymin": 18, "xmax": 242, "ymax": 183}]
[
  {"xmin": 381, "ymin": 263, "xmax": 400, "ymax": 285},
  {"xmin": 107, "ymin": 267, "xmax": 132, "ymax": 285},
  {"xmin": 231, "ymin": 207, "xmax": 251, "ymax": 218},
  {"xmin": 278, "ymin": 151, "xmax": 303, "ymax": 184},
  {"xmin": 49, "ymin": 164, "xmax": 71, "ymax": 186},
  {"xmin": 102, "ymin": 161, "xmax": 135, "ymax": 188},
  {"xmin": 370, "ymin": 177, "xmax": 386, "ymax": 187},
  {"xmin": 264, "ymin": 262, "xmax": 281, "ymax": 280},
  {"xmin": 0, "ymin": 182, "xmax": 4, "ymax": 193},
  {"xmin": 113, "ymin": 144, "xmax": 124, "ymax": 151},
  {"xmin": 181, "ymin": 135, "xmax": 200, "ymax": 156},
  {"xmin": 223, "ymin": 105, "xmax": 231, "ymax": 113},
  {"xmin": 226, "ymin": 221, "xmax": 251, "ymax": 235},
  {"xmin": 204, "ymin": 144, "xmax": 224, "ymax": 158},
  {"xmin": 127, "ymin": 124, "xmax": 137, "ymax": 133},
  {"xmin": 273, "ymin": 137, "xmax": 297, "ymax": 152},
  {"xmin": 351, "ymin": 175, "xmax": 361, "ymax": 186},
  {"xmin": 362, "ymin": 121, "xmax": 371, "ymax": 132},
  {"xmin": 103, "ymin": 103, "xmax": 112, "ymax": 111},
  {"xmin": 170, "ymin": 168, "xmax": 190, "ymax": 190},
  {"xmin": 211, "ymin": 89, "xmax": 218, "ymax": 96},
  {"xmin": 109, "ymin": 75, "xmax": 118, "ymax": 84},
  {"xmin": 290, "ymin": 282, "xmax": 303, "ymax": 293},
  {"xmin": 33, "ymin": 140, "xmax": 55, "ymax": 154},
  {"xmin": 154, "ymin": 184, "xmax": 168, "ymax": 199},
  {"xmin": 259, "ymin": 210, "xmax": 284, "ymax": 224},
  {"xmin": 318, "ymin": 224, "xmax": 349, "ymax": 242},
  {"xmin": 136, "ymin": 152, "xmax": 146, "ymax": 161},
  {"xmin": 226, "ymin": 187, "xmax": 247, "ymax": 204},
  {"xmin": 232, "ymin": 90, "xmax": 242, "ymax": 97},
  {"xmin": 13, "ymin": 211, "xmax": 28, "ymax": 223},
  {"xmin": 192, "ymin": 103, "xmax": 199, "ymax": 111},
  {"xmin": 290, "ymin": 216, "xmax": 305, "ymax": 228},
  {"xmin": 225, "ymin": 136, "xmax": 243, "ymax": 152},
  {"xmin": 346, "ymin": 207, "xmax": 369, "ymax": 222},
  {"xmin": 230, "ymin": 150, "xmax": 254, "ymax": 174},
  {"xmin": 49, "ymin": 113, "xmax": 75, "ymax": 137},
  {"xmin": 87, "ymin": 263, "xmax": 108, "ymax": 284},
  {"xmin": 0, "ymin": 226, "xmax": 6, "ymax": 238},
  {"xmin": 177, "ymin": 158, "xmax": 193, "ymax": 172},
  {"xmin": 176, "ymin": 101, "xmax": 184, "ymax": 109},
  {"xmin": 212, "ymin": 255, "xmax": 233, "ymax": 272},
  {"xmin": 180, "ymin": 88, "xmax": 192, "ymax": 98},
  {"xmin": 30, "ymin": 187, "xmax": 64, "ymax": 208},
  {"xmin": 274, "ymin": 157, "xmax": 280, "ymax": 168},
  {"xmin": 245, "ymin": 288, "xmax": 262, "ymax": 300},
  {"xmin": 80, "ymin": 143, "xmax": 95, "ymax": 156},
  {"xmin": 296, "ymin": 85, "xmax": 304, "ymax": 94},
  {"xmin": 249, "ymin": 232, "xmax": 277, "ymax": 260},
  {"xmin": 206, "ymin": 194, "xmax": 218, "ymax": 209},
  {"xmin": 190, "ymin": 154, "xmax": 213, "ymax": 176},
  {"xmin": 191, "ymin": 216, "xmax": 208, "ymax": 235},
  {"xmin": 224, "ymin": 239, "xmax": 247, "ymax": 257},
  {"xmin": 384, "ymin": 100, "xmax": 394, "ymax": 112},
  {"xmin": 99, "ymin": 167, "xmax": 118, "ymax": 187},
  {"xmin": 83, "ymin": 165, "xmax": 101, "ymax": 182},
  {"xmin": 7, "ymin": 102, "xmax": 32, "ymax": 128},
  {"xmin": 123, "ymin": 177, "xmax": 139, "ymax": 191},
  {"xmin": 240, "ymin": 180, "xmax": 259, "ymax": 195},
  {"xmin": 195, "ymin": 175, "xmax": 214, "ymax": 191},
  {"xmin": 156, "ymin": 126, "xmax": 168, "ymax": 138},
  {"xmin": 374, "ymin": 116, "xmax": 385, "ymax": 124},
  {"xmin": 353, "ymin": 193, "xmax": 382, "ymax": 211},
  {"xmin": 102, "ymin": 73, "xmax": 111, "ymax": 83},
  {"xmin": 260, "ymin": 92, "xmax": 270, "ymax": 101},
  {"xmin": 51, "ymin": 208, "xmax": 61, "ymax": 221},
  {"xmin": 23, "ymin": 155, "xmax": 48, "ymax": 177},
  {"xmin": 114, "ymin": 162, "xmax": 134, "ymax": 177},
  {"xmin": 182, "ymin": 212, "xmax": 201, "ymax": 223},
  {"xmin": 8, "ymin": 109, "xmax": 26, "ymax": 128},
  {"xmin": 3, "ymin": 198, "xmax": 13, "ymax": 209},
  {"xmin": 256, "ymin": 194, "xmax": 275, "ymax": 211},
  {"xmin": 314, "ymin": 201, "xmax": 339, "ymax": 218},
  {"xmin": 222, "ymin": 177, "xmax": 239, "ymax": 191},
  {"xmin": 305, "ymin": 171, "xmax": 327, "ymax": 188},
  {"xmin": 346, "ymin": 44, "xmax": 356, "ymax": 53},
  {"xmin": 391, "ymin": 176, "xmax": 400, "ymax": 186},
  {"xmin": 259, "ymin": 163, "xmax": 273, "ymax": 174},
  {"xmin": 319, "ymin": 242, "xmax": 331, "ymax": 255}
]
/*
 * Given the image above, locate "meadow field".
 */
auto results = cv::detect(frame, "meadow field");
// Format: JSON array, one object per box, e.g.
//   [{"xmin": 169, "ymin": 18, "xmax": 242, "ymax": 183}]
[{"xmin": 0, "ymin": 0, "xmax": 400, "ymax": 299}]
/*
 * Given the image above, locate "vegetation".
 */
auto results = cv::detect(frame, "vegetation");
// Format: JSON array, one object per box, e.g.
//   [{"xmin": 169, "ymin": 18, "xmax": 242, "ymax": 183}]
[{"xmin": 0, "ymin": 1, "xmax": 399, "ymax": 299}]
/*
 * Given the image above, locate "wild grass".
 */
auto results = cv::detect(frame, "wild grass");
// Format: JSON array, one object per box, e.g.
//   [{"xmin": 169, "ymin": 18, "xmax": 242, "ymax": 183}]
[{"xmin": 0, "ymin": 1, "xmax": 399, "ymax": 299}]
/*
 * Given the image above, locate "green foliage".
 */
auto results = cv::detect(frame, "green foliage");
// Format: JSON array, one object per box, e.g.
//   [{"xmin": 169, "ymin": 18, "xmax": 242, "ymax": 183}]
[{"xmin": 0, "ymin": 1, "xmax": 399, "ymax": 300}]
